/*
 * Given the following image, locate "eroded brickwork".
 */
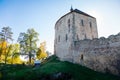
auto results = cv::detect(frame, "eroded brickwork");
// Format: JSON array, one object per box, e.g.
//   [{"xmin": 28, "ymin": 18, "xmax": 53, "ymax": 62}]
[{"xmin": 72, "ymin": 33, "xmax": 120, "ymax": 75}]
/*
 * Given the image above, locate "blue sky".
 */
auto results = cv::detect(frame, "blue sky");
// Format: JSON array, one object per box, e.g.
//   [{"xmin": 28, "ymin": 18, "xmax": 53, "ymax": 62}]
[{"xmin": 0, "ymin": 0, "xmax": 120, "ymax": 53}]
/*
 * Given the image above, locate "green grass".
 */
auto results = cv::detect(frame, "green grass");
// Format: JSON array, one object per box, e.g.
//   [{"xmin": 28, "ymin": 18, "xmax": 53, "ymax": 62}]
[{"xmin": 0, "ymin": 55, "xmax": 120, "ymax": 80}]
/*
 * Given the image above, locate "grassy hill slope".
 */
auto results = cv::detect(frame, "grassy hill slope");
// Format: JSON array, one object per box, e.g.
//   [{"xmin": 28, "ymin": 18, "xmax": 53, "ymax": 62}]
[{"xmin": 0, "ymin": 55, "xmax": 120, "ymax": 80}]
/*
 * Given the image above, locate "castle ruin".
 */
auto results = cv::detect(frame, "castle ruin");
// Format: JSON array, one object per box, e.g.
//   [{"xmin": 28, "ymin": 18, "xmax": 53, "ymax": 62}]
[{"xmin": 54, "ymin": 8, "xmax": 120, "ymax": 75}]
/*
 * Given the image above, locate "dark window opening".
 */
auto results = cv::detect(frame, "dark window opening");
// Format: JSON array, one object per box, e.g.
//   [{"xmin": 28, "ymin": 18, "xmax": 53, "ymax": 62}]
[
  {"xmin": 58, "ymin": 35, "xmax": 60, "ymax": 42},
  {"xmin": 90, "ymin": 22, "xmax": 92, "ymax": 28},
  {"xmin": 81, "ymin": 54, "xmax": 83, "ymax": 60},
  {"xmin": 68, "ymin": 19, "xmax": 70, "ymax": 32},
  {"xmin": 81, "ymin": 19, "xmax": 84, "ymax": 26},
  {"xmin": 77, "ymin": 35, "xmax": 79, "ymax": 40}
]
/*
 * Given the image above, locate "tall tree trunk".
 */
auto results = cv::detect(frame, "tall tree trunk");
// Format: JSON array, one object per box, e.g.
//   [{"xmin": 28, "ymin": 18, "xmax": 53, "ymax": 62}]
[
  {"xmin": 29, "ymin": 52, "xmax": 31, "ymax": 65},
  {"xmin": 11, "ymin": 55, "xmax": 14, "ymax": 64},
  {"xmin": 5, "ymin": 52, "xmax": 8, "ymax": 64},
  {"xmin": 29, "ymin": 37, "xmax": 32, "ymax": 65},
  {"xmin": 5, "ymin": 45, "xmax": 11, "ymax": 64}
]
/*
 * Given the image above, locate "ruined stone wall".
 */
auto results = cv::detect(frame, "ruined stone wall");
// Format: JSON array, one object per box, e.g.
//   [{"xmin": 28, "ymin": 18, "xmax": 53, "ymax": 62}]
[{"xmin": 72, "ymin": 33, "xmax": 120, "ymax": 75}]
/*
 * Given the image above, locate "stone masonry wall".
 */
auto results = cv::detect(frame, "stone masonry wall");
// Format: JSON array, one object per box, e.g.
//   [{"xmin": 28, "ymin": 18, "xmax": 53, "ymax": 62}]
[
  {"xmin": 55, "ymin": 9, "xmax": 120, "ymax": 75},
  {"xmin": 54, "ymin": 12, "xmax": 74, "ymax": 61},
  {"xmin": 74, "ymin": 12, "xmax": 98, "ymax": 40},
  {"xmin": 72, "ymin": 32, "xmax": 120, "ymax": 75},
  {"xmin": 55, "ymin": 11, "xmax": 98, "ymax": 62}
]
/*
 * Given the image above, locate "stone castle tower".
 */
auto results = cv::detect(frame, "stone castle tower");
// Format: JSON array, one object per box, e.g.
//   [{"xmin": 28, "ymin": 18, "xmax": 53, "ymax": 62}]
[
  {"xmin": 54, "ymin": 8, "xmax": 98, "ymax": 61},
  {"xmin": 54, "ymin": 8, "xmax": 120, "ymax": 75}
]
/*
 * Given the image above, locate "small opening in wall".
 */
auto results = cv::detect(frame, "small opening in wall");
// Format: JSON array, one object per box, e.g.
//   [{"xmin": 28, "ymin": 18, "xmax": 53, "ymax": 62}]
[
  {"xmin": 81, "ymin": 54, "xmax": 83, "ymax": 60},
  {"xmin": 81, "ymin": 19, "xmax": 84, "ymax": 26},
  {"xmin": 77, "ymin": 35, "xmax": 79, "ymax": 40},
  {"xmin": 105, "ymin": 67, "xmax": 110, "ymax": 73},
  {"xmin": 68, "ymin": 19, "xmax": 70, "ymax": 32},
  {"xmin": 58, "ymin": 35, "xmax": 60, "ymax": 42},
  {"xmin": 89, "ymin": 22, "xmax": 92, "ymax": 28}
]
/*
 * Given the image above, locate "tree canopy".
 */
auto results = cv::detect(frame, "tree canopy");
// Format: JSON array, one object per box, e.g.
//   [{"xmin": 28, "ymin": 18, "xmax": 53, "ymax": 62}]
[
  {"xmin": 18, "ymin": 28, "xmax": 39, "ymax": 64},
  {"xmin": 0, "ymin": 26, "xmax": 13, "ymax": 42}
]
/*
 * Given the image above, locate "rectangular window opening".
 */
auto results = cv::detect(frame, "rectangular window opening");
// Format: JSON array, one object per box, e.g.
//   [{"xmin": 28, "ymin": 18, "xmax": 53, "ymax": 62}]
[{"xmin": 81, "ymin": 19, "xmax": 84, "ymax": 26}]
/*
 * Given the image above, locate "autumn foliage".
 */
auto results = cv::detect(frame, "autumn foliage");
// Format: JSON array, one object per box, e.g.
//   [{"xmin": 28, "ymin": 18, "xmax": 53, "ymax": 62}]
[
  {"xmin": 0, "ymin": 41, "xmax": 23, "ymax": 64},
  {"xmin": 0, "ymin": 27, "xmax": 48, "ymax": 64},
  {"xmin": 0, "ymin": 41, "xmax": 7, "ymax": 55},
  {"xmin": 36, "ymin": 41, "xmax": 47, "ymax": 60}
]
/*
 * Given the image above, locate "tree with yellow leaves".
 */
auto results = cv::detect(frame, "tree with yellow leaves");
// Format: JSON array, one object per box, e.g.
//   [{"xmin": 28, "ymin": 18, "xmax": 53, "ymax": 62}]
[
  {"xmin": 36, "ymin": 41, "xmax": 47, "ymax": 60},
  {"xmin": 10, "ymin": 43, "xmax": 22, "ymax": 64},
  {"xmin": 0, "ymin": 27, "xmax": 13, "ymax": 64},
  {"xmin": 0, "ymin": 42, "xmax": 23, "ymax": 64},
  {"xmin": 0, "ymin": 41, "xmax": 7, "ymax": 63}
]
